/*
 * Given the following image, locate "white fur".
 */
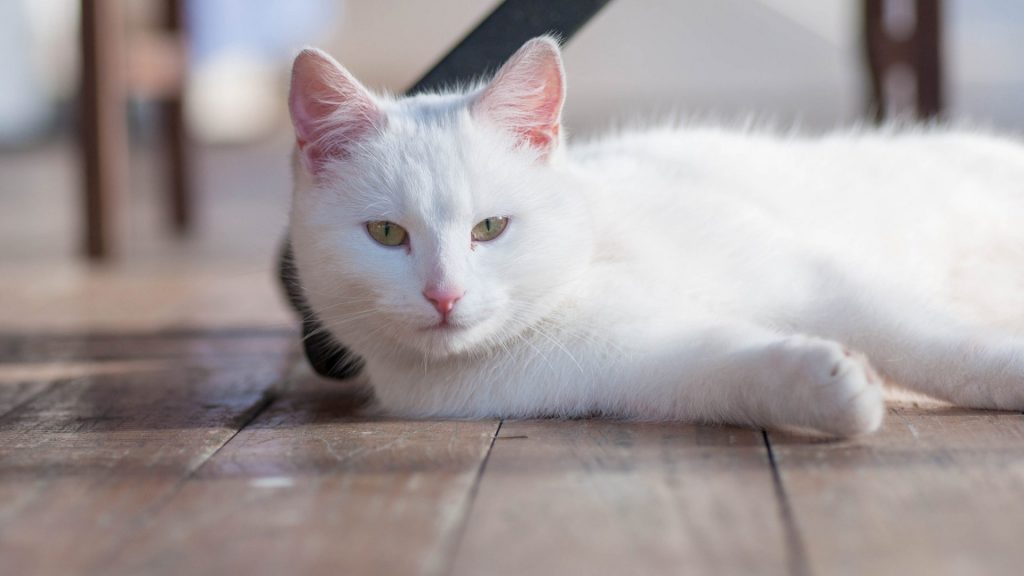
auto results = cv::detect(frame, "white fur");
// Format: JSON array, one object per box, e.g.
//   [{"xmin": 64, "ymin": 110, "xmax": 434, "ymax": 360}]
[{"xmin": 288, "ymin": 39, "xmax": 1024, "ymax": 437}]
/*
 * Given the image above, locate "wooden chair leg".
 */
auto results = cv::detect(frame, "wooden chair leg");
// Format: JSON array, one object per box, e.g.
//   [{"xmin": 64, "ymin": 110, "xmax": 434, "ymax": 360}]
[
  {"xmin": 162, "ymin": 98, "xmax": 190, "ymax": 233},
  {"xmin": 162, "ymin": 0, "xmax": 191, "ymax": 234},
  {"xmin": 863, "ymin": 0, "xmax": 944, "ymax": 121},
  {"xmin": 80, "ymin": 0, "xmax": 128, "ymax": 259}
]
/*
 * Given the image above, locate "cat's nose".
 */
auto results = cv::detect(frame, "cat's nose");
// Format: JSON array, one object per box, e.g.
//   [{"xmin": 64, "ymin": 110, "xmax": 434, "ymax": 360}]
[{"xmin": 423, "ymin": 287, "xmax": 464, "ymax": 319}]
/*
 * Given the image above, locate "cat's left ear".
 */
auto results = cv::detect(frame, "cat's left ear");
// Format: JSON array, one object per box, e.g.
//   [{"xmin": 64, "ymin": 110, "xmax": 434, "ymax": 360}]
[{"xmin": 472, "ymin": 37, "xmax": 565, "ymax": 159}]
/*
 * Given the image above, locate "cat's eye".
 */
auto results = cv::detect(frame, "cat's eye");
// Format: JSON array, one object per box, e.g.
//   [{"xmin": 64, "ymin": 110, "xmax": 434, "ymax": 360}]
[
  {"xmin": 471, "ymin": 217, "xmax": 509, "ymax": 242},
  {"xmin": 366, "ymin": 221, "xmax": 408, "ymax": 246}
]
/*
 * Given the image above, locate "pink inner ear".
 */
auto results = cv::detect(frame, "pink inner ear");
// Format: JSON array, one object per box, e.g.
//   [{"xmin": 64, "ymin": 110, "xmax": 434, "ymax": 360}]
[
  {"xmin": 289, "ymin": 49, "xmax": 380, "ymax": 173},
  {"xmin": 473, "ymin": 38, "xmax": 565, "ymax": 157}
]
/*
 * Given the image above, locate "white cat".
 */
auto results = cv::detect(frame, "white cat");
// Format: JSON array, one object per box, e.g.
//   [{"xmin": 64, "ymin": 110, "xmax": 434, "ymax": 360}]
[{"xmin": 285, "ymin": 37, "xmax": 1024, "ymax": 437}]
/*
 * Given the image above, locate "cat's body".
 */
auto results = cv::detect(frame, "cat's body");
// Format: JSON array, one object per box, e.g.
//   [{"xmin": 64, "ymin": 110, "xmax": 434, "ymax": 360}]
[{"xmin": 285, "ymin": 38, "xmax": 1024, "ymax": 436}]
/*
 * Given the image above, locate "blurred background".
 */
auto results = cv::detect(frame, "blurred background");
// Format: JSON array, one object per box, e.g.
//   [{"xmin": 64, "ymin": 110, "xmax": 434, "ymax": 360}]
[{"xmin": 0, "ymin": 0, "xmax": 1021, "ymax": 330}]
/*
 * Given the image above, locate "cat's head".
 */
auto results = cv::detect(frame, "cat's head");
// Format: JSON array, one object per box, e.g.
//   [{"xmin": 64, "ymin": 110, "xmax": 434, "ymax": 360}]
[{"xmin": 288, "ymin": 37, "xmax": 593, "ymax": 360}]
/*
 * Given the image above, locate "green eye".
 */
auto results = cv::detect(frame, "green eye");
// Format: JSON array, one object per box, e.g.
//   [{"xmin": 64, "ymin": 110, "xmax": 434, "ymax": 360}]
[
  {"xmin": 471, "ymin": 217, "xmax": 509, "ymax": 242},
  {"xmin": 366, "ymin": 221, "xmax": 408, "ymax": 246}
]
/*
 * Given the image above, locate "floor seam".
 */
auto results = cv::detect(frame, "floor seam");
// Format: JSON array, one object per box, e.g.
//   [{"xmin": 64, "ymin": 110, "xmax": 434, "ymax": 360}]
[
  {"xmin": 175, "ymin": 346, "xmax": 303, "ymax": 483},
  {"xmin": 762, "ymin": 430, "xmax": 813, "ymax": 576},
  {"xmin": 186, "ymin": 385, "xmax": 279, "ymax": 479},
  {"xmin": 434, "ymin": 419, "xmax": 503, "ymax": 576},
  {"xmin": 0, "ymin": 379, "xmax": 63, "ymax": 423},
  {"xmin": 87, "ymin": 355, "xmax": 294, "ymax": 573}
]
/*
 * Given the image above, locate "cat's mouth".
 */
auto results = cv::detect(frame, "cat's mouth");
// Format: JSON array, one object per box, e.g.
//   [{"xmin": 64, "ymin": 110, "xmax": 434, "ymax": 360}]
[{"xmin": 421, "ymin": 321, "xmax": 467, "ymax": 333}]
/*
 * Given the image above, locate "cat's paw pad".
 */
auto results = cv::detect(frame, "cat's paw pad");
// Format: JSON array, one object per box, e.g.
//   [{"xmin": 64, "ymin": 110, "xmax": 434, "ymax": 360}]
[{"xmin": 780, "ymin": 337, "xmax": 885, "ymax": 437}]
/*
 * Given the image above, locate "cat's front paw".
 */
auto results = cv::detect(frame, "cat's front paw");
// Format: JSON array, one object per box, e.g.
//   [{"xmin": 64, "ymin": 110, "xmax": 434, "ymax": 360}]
[{"xmin": 776, "ymin": 337, "xmax": 885, "ymax": 437}]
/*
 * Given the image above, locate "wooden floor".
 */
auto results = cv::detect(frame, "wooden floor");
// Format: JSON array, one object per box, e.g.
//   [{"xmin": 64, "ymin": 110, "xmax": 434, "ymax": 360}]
[
  {"xmin": 6, "ymin": 319, "xmax": 1024, "ymax": 575},
  {"xmin": 4, "ymin": 142, "xmax": 1024, "ymax": 575}
]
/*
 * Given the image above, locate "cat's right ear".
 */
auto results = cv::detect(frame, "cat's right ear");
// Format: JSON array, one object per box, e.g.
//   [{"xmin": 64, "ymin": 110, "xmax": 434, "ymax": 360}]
[{"xmin": 289, "ymin": 48, "xmax": 381, "ymax": 174}]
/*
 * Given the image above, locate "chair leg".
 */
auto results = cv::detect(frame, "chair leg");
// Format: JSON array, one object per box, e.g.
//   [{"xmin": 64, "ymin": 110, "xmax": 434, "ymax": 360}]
[
  {"xmin": 79, "ymin": 0, "xmax": 128, "ymax": 259},
  {"xmin": 163, "ymin": 0, "xmax": 191, "ymax": 234},
  {"xmin": 163, "ymin": 98, "xmax": 191, "ymax": 233},
  {"xmin": 863, "ymin": 0, "xmax": 943, "ymax": 122}
]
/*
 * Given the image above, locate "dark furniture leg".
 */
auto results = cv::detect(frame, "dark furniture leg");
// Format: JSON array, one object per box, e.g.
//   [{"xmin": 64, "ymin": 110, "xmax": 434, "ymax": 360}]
[
  {"xmin": 864, "ymin": 0, "xmax": 943, "ymax": 121},
  {"xmin": 80, "ymin": 0, "xmax": 128, "ymax": 259},
  {"xmin": 162, "ymin": 0, "xmax": 192, "ymax": 234}
]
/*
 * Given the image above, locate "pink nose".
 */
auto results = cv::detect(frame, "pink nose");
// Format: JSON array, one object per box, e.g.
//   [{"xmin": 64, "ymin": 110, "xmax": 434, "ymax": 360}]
[{"xmin": 423, "ymin": 288, "xmax": 464, "ymax": 319}]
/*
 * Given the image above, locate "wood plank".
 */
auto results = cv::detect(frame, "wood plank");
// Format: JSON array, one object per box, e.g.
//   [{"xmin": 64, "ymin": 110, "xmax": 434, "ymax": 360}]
[
  {"xmin": 0, "ymin": 328, "xmax": 295, "ymax": 364},
  {"xmin": 0, "ymin": 266, "xmax": 293, "ymax": 333},
  {"xmin": 0, "ymin": 379, "xmax": 52, "ymax": 418},
  {"xmin": 769, "ymin": 402, "xmax": 1024, "ymax": 576},
  {"xmin": 450, "ymin": 420, "xmax": 791, "ymax": 576},
  {"xmin": 0, "ymin": 336, "xmax": 295, "ymax": 576},
  {"xmin": 101, "ymin": 369, "xmax": 499, "ymax": 576}
]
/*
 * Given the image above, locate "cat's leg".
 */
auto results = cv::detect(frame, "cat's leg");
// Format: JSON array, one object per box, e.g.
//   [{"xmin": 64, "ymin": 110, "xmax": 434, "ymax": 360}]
[
  {"xmin": 599, "ymin": 322, "xmax": 885, "ymax": 436},
  {"xmin": 801, "ymin": 278, "xmax": 1024, "ymax": 411}
]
